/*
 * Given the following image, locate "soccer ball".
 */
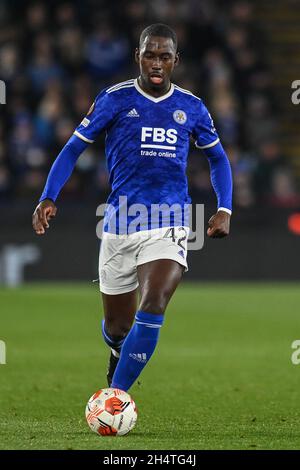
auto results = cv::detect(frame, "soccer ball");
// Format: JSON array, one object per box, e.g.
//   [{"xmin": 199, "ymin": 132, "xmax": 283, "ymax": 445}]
[{"xmin": 85, "ymin": 388, "xmax": 138, "ymax": 436}]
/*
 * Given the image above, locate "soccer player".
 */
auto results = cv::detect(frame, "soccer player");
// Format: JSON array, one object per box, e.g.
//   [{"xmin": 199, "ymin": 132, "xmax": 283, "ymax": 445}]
[{"xmin": 32, "ymin": 24, "xmax": 232, "ymax": 392}]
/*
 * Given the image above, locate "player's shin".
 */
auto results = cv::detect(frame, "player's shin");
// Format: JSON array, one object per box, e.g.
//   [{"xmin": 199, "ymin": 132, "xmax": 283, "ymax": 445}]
[
  {"xmin": 111, "ymin": 311, "xmax": 164, "ymax": 391},
  {"xmin": 102, "ymin": 320, "xmax": 128, "ymax": 386},
  {"xmin": 101, "ymin": 319, "xmax": 126, "ymax": 356}
]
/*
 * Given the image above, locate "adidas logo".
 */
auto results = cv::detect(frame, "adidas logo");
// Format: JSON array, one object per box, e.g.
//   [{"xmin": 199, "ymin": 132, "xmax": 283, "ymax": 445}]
[
  {"xmin": 178, "ymin": 249, "xmax": 185, "ymax": 258},
  {"xmin": 129, "ymin": 353, "xmax": 147, "ymax": 363},
  {"xmin": 127, "ymin": 108, "xmax": 139, "ymax": 118}
]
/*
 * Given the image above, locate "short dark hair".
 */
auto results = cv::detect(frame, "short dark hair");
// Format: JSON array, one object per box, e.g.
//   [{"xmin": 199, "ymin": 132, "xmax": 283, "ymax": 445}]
[{"xmin": 139, "ymin": 23, "xmax": 177, "ymax": 50}]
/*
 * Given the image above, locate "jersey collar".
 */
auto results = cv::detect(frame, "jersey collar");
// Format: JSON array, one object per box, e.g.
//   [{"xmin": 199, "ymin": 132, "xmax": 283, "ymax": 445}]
[{"xmin": 134, "ymin": 78, "xmax": 174, "ymax": 103}]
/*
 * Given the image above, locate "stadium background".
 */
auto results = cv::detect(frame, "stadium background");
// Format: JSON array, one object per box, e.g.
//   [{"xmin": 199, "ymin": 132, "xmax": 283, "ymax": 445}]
[
  {"xmin": 1, "ymin": 0, "xmax": 300, "ymax": 451},
  {"xmin": 0, "ymin": 0, "xmax": 300, "ymax": 284}
]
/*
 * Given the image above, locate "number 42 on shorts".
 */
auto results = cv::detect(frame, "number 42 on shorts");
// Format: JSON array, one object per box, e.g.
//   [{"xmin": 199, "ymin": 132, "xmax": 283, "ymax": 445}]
[{"xmin": 163, "ymin": 227, "xmax": 188, "ymax": 250}]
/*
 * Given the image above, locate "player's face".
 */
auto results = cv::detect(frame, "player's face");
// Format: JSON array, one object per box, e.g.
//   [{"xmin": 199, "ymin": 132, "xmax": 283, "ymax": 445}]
[{"xmin": 135, "ymin": 36, "xmax": 179, "ymax": 93}]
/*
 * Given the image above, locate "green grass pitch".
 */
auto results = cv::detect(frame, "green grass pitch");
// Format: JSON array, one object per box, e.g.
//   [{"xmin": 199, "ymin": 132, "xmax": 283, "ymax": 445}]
[{"xmin": 1, "ymin": 282, "xmax": 300, "ymax": 450}]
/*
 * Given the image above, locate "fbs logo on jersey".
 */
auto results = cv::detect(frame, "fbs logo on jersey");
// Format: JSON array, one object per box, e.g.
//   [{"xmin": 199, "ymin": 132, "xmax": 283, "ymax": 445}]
[
  {"xmin": 127, "ymin": 108, "xmax": 139, "ymax": 118},
  {"xmin": 141, "ymin": 127, "xmax": 177, "ymax": 147}
]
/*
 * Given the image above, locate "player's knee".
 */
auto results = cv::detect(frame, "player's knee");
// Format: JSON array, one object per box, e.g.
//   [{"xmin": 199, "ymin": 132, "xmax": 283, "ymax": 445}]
[
  {"xmin": 139, "ymin": 290, "xmax": 170, "ymax": 315},
  {"xmin": 104, "ymin": 318, "xmax": 132, "ymax": 338}
]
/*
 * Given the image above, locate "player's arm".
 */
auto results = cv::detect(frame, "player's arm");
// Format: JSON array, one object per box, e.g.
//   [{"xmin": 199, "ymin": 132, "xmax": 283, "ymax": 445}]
[
  {"xmin": 32, "ymin": 135, "xmax": 88, "ymax": 235},
  {"xmin": 202, "ymin": 142, "xmax": 232, "ymax": 238},
  {"xmin": 32, "ymin": 90, "xmax": 116, "ymax": 235},
  {"xmin": 193, "ymin": 101, "xmax": 233, "ymax": 238}
]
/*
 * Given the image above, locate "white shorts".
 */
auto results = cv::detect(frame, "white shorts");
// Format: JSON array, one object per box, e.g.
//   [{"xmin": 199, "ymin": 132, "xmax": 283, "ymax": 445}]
[{"xmin": 98, "ymin": 226, "xmax": 189, "ymax": 295}]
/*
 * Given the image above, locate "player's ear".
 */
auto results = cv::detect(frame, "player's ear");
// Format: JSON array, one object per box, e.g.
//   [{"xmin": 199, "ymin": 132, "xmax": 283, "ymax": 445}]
[
  {"xmin": 174, "ymin": 52, "xmax": 180, "ymax": 67},
  {"xmin": 135, "ymin": 48, "xmax": 140, "ymax": 64}
]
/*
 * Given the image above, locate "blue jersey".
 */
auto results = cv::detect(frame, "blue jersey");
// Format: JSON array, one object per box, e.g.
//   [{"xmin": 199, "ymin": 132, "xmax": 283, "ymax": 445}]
[{"xmin": 74, "ymin": 78, "xmax": 220, "ymax": 233}]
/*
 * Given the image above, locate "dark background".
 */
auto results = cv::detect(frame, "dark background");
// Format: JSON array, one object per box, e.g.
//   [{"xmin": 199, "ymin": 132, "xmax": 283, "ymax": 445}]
[{"xmin": 0, "ymin": 0, "xmax": 299, "ymax": 284}]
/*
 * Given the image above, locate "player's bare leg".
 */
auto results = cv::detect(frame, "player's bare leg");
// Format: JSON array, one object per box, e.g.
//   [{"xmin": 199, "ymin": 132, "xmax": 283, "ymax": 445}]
[
  {"xmin": 111, "ymin": 259, "xmax": 184, "ymax": 391},
  {"xmin": 101, "ymin": 289, "xmax": 137, "ymax": 386},
  {"xmin": 102, "ymin": 289, "xmax": 138, "ymax": 337},
  {"xmin": 137, "ymin": 259, "xmax": 184, "ymax": 314}
]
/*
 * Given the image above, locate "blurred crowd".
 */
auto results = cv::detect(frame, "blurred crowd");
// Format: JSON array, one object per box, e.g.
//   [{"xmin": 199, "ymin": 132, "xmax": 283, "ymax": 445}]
[{"xmin": 0, "ymin": 0, "xmax": 299, "ymax": 209}]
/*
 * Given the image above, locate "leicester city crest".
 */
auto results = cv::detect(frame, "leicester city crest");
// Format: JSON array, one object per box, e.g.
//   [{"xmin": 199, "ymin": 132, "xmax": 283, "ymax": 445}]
[{"xmin": 173, "ymin": 110, "xmax": 187, "ymax": 124}]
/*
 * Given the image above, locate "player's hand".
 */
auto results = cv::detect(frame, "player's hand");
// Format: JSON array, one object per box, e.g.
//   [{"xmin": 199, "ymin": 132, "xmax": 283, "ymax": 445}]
[
  {"xmin": 32, "ymin": 199, "xmax": 57, "ymax": 235},
  {"xmin": 207, "ymin": 210, "xmax": 230, "ymax": 238}
]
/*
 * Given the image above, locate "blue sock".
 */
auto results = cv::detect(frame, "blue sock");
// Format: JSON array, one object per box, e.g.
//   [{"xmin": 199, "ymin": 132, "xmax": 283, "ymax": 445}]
[
  {"xmin": 111, "ymin": 311, "xmax": 164, "ymax": 391},
  {"xmin": 101, "ymin": 320, "xmax": 126, "ymax": 354}
]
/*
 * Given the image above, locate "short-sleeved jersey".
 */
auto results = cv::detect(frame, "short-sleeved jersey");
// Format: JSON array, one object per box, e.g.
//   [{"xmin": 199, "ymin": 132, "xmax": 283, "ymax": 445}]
[{"xmin": 74, "ymin": 78, "xmax": 220, "ymax": 234}]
